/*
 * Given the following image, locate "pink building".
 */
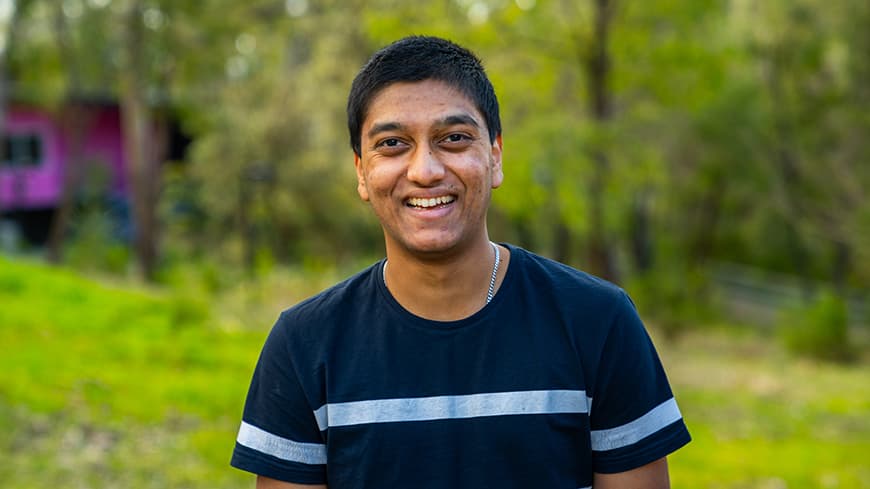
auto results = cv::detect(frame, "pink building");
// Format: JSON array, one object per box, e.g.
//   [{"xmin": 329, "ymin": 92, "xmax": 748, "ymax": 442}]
[
  {"xmin": 1, "ymin": 100, "xmax": 127, "ymax": 206},
  {"xmin": 1, "ymin": 99, "xmax": 186, "ymax": 245},
  {"xmin": 1, "ymin": 100, "xmax": 129, "ymax": 244}
]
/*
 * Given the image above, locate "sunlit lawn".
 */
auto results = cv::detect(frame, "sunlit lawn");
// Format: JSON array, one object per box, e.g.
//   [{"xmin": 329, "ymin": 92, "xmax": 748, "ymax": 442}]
[
  {"xmin": 661, "ymin": 330, "xmax": 870, "ymax": 488},
  {"xmin": 1, "ymin": 255, "xmax": 868, "ymax": 488}
]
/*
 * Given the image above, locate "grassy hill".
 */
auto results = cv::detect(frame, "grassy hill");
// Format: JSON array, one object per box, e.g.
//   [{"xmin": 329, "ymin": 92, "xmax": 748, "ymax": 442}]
[
  {"xmin": 0, "ymin": 256, "xmax": 265, "ymax": 488},
  {"xmin": 1, "ymin": 255, "xmax": 868, "ymax": 488}
]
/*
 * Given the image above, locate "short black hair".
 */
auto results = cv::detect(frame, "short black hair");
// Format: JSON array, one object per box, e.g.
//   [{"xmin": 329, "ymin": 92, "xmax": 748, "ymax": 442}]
[{"xmin": 347, "ymin": 36, "xmax": 501, "ymax": 157}]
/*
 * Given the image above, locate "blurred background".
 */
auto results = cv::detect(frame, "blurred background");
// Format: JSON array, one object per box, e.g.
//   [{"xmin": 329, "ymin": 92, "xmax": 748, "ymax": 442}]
[{"xmin": 1, "ymin": 0, "xmax": 868, "ymax": 487}]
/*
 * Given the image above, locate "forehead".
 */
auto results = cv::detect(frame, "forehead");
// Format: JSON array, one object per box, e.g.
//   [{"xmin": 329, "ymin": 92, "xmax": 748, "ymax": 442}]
[{"xmin": 362, "ymin": 79, "xmax": 481, "ymax": 131}]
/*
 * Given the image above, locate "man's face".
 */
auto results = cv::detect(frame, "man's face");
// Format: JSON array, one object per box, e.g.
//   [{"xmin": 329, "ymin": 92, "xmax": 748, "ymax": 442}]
[{"xmin": 354, "ymin": 79, "xmax": 503, "ymax": 258}]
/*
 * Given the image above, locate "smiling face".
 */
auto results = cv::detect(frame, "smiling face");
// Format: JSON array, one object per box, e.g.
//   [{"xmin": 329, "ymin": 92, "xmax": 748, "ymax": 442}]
[{"xmin": 354, "ymin": 79, "xmax": 503, "ymax": 258}]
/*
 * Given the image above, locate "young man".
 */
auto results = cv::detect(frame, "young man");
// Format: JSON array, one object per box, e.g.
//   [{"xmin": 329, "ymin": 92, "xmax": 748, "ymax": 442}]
[{"xmin": 231, "ymin": 36, "xmax": 690, "ymax": 489}]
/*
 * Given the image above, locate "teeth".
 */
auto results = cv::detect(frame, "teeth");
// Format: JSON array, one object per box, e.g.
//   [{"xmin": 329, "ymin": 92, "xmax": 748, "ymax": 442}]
[{"xmin": 408, "ymin": 195, "xmax": 455, "ymax": 208}]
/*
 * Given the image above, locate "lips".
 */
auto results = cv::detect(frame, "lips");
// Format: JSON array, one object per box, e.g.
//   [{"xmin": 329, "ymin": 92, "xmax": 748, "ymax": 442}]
[{"xmin": 406, "ymin": 195, "xmax": 456, "ymax": 208}]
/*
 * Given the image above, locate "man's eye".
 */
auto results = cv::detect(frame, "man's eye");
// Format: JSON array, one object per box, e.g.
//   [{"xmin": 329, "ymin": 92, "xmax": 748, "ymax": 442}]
[
  {"xmin": 378, "ymin": 138, "xmax": 402, "ymax": 148},
  {"xmin": 441, "ymin": 133, "xmax": 472, "ymax": 146}
]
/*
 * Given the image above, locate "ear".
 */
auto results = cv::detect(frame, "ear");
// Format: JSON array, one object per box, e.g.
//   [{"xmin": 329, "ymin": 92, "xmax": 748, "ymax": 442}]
[
  {"xmin": 490, "ymin": 134, "xmax": 504, "ymax": 189},
  {"xmin": 354, "ymin": 152, "xmax": 370, "ymax": 201}
]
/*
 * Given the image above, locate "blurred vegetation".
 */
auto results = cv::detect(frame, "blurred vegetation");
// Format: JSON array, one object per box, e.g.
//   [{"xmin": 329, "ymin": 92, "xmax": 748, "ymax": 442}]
[
  {"xmin": 2, "ymin": 0, "xmax": 867, "ymax": 287},
  {"xmin": 779, "ymin": 290, "xmax": 855, "ymax": 362},
  {"xmin": 1, "ymin": 0, "xmax": 869, "ymax": 486}
]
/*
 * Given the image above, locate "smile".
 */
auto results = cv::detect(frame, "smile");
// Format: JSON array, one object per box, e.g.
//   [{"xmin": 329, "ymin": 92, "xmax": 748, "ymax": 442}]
[{"xmin": 406, "ymin": 195, "xmax": 456, "ymax": 208}]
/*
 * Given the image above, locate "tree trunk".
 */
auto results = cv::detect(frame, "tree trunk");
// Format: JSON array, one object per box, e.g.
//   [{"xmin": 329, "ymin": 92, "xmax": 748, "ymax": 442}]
[
  {"xmin": 514, "ymin": 218, "xmax": 535, "ymax": 253},
  {"xmin": 553, "ymin": 221, "xmax": 572, "ymax": 264},
  {"xmin": 583, "ymin": 0, "xmax": 618, "ymax": 282},
  {"xmin": 119, "ymin": 1, "xmax": 160, "ymax": 280},
  {"xmin": 832, "ymin": 241, "xmax": 850, "ymax": 294},
  {"xmin": 0, "ymin": 0, "xmax": 32, "ymax": 219},
  {"xmin": 770, "ymin": 110, "xmax": 813, "ymax": 297},
  {"xmin": 0, "ymin": 41, "xmax": 7, "ymax": 220},
  {"xmin": 46, "ymin": 2, "xmax": 85, "ymax": 263},
  {"xmin": 237, "ymin": 171, "xmax": 255, "ymax": 273},
  {"xmin": 0, "ymin": 0, "xmax": 31, "ymax": 134},
  {"xmin": 630, "ymin": 190, "xmax": 654, "ymax": 273},
  {"xmin": 47, "ymin": 103, "xmax": 93, "ymax": 262},
  {"xmin": 0, "ymin": 11, "xmax": 9, "ymax": 145},
  {"xmin": 688, "ymin": 182, "xmax": 724, "ymax": 267}
]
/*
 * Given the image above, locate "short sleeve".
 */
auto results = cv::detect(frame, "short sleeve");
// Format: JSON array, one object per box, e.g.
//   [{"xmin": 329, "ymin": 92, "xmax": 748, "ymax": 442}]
[
  {"xmin": 588, "ymin": 291, "xmax": 691, "ymax": 474},
  {"xmin": 230, "ymin": 314, "xmax": 327, "ymax": 484}
]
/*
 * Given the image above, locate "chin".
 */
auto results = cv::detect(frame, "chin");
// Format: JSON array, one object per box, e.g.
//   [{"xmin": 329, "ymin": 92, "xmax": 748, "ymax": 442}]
[
  {"xmin": 387, "ymin": 234, "xmax": 455, "ymax": 255},
  {"xmin": 405, "ymin": 236, "xmax": 478, "ymax": 258},
  {"xmin": 408, "ymin": 241, "xmax": 457, "ymax": 255}
]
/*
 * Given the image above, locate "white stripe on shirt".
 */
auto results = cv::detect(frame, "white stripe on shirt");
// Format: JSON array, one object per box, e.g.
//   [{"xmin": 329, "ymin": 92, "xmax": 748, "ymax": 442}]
[
  {"xmin": 313, "ymin": 389, "xmax": 590, "ymax": 431},
  {"xmin": 237, "ymin": 421, "xmax": 327, "ymax": 465},
  {"xmin": 590, "ymin": 397, "xmax": 682, "ymax": 451}
]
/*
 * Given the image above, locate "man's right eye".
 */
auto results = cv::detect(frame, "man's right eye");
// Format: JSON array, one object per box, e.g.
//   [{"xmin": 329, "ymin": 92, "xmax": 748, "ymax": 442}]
[{"xmin": 375, "ymin": 138, "xmax": 405, "ymax": 150}]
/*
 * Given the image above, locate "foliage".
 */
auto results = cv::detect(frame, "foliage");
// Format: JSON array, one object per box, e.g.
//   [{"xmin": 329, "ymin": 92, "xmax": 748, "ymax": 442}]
[
  {"xmin": 779, "ymin": 289, "xmax": 855, "ymax": 362},
  {"xmin": 62, "ymin": 165, "xmax": 132, "ymax": 275},
  {"xmin": 63, "ymin": 214, "xmax": 129, "ymax": 274},
  {"xmin": 3, "ymin": 0, "xmax": 869, "ymax": 294},
  {"xmin": 627, "ymin": 263, "xmax": 714, "ymax": 338}
]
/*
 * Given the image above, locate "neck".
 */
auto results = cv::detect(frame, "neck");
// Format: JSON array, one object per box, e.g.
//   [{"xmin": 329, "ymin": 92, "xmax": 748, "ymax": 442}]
[{"xmin": 383, "ymin": 239, "xmax": 508, "ymax": 321}]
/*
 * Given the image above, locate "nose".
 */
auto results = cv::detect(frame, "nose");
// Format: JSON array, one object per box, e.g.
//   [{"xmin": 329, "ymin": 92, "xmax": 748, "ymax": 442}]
[{"xmin": 406, "ymin": 142, "xmax": 445, "ymax": 186}]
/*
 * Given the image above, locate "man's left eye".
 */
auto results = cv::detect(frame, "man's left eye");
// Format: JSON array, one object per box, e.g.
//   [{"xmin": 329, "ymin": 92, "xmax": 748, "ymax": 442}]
[{"xmin": 444, "ymin": 134, "xmax": 468, "ymax": 143}]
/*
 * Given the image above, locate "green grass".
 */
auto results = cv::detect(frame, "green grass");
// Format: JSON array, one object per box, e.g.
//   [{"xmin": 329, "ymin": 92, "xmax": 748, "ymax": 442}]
[
  {"xmin": 1, "ymin": 255, "xmax": 868, "ymax": 488},
  {"xmin": 660, "ymin": 329, "xmax": 870, "ymax": 488},
  {"xmin": 0, "ymin": 255, "xmax": 267, "ymax": 488}
]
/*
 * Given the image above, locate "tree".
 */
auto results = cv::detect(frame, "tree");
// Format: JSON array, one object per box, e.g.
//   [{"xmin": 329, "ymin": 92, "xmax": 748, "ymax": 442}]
[
  {"xmin": 118, "ymin": 0, "xmax": 163, "ymax": 280},
  {"xmin": 0, "ymin": 0, "xmax": 34, "ymax": 218},
  {"xmin": 46, "ymin": 0, "xmax": 90, "ymax": 263},
  {"xmin": 185, "ymin": 0, "xmax": 381, "ymax": 268},
  {"xmin": 582, "ymin": 0, "xmax": 618, "ymax": 281},
  {"xmin": 3, "ymin": 0, "xmax": 866, "ymax": 298}
]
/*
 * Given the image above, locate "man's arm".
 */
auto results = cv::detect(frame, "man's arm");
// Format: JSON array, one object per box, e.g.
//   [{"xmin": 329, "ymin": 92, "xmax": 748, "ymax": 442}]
[
  {"xmin": 256, "ymin": 475, "xmax": 327, "ymax": 489},
  {"xmin": 593, "ymin": 457, "xmax": 670, "ymax": 489}
]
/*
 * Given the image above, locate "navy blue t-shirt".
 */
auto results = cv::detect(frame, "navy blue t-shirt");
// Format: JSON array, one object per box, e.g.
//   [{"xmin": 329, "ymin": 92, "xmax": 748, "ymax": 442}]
[{"xmin": 231, "ymin": 244, "xmax": 690, "ymax": 488}]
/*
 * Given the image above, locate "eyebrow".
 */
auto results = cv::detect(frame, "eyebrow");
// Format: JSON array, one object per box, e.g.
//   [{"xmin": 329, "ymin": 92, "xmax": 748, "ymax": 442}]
[
  {"xmin": 438, "ymin": 114, "xmax": 481, "ymax": 129},
  {"xmin": 367, "ymin": 122, "xmax": 404, "ymax": 139},
  {"xmin": 366, "ymin": 113, "xmax": 482, "ymax": 140}
]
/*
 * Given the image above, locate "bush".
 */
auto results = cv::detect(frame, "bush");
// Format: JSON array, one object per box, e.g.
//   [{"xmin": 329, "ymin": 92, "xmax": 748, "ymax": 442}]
[
  {"xmin": 169, "ymin": 292, "xmax": 211, "ymax": 330},
  {"xmin": 627, "ymin": 265, "xmax": 714, "ymax": 339},
  {"xmin": 779, "ymin": 290, "xmax": 854, "ymax": 362},
  {"xmin": 65, "ymin": 210, "xmax": 131, "ymax": 275}
]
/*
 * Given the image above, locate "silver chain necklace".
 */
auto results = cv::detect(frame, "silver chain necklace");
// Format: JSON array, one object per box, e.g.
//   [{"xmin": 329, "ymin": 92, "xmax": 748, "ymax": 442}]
[
  {"xmin": 383, "ymin": 241, "xmax": 501, "ymax": 305},
  {"xmin": 485, "ymin": 241, "xmax": 500, "ymax": 304}
]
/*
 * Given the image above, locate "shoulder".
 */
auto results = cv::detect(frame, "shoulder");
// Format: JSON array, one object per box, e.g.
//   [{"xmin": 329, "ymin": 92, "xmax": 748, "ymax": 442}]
[
  {"xmin": 271, "ymin": 262, "xmax": 382, "ymax": 344},
  {"xmin": 503, "ymin": 244, "xmax": 643, "ymax": 365},
  {"xmin": 507, "ymin": 244, "xmax": 630, "ymax": 316}
]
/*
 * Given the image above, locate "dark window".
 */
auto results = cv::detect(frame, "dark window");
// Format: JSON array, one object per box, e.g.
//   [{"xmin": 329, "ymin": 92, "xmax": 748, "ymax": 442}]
[{"xmin": 1, "ymin": 133, "xmax": 44, "ymax": 168}]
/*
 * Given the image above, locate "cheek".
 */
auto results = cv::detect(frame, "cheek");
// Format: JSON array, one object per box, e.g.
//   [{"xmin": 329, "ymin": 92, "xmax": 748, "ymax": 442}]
[{"xmin": 364, "ymin": 167, "xmax": 394, "ymax": 196}]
